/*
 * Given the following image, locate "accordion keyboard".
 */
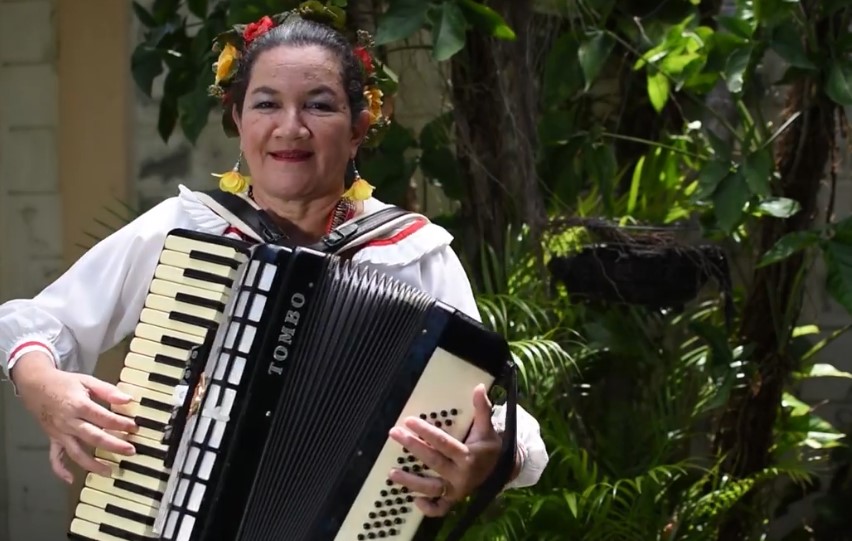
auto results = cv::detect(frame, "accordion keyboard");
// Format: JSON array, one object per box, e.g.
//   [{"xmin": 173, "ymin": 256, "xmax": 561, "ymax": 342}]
[{"xmin": 67, "ymin": 230, "xmax": 250, "ymax": 541}]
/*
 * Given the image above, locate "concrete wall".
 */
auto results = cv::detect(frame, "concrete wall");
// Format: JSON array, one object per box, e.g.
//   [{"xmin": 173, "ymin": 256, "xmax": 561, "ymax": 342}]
[
  {"xmin": 0, "ymin": 1, "xmax": 65, "ymax": 539},
  {"xmin": 0, "ymin": 1, "xmax": 131, "ymax": 539}
]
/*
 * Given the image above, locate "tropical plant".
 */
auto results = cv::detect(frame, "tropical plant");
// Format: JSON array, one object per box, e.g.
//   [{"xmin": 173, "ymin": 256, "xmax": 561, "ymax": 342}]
[{"xmin": 128, "ymin": 0, "xmax": 852, "ymax": 539}]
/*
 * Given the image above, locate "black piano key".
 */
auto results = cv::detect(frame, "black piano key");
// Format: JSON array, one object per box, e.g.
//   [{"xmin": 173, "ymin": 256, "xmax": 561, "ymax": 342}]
[
  {"xmin": 149, "ymin": 372, "xmax": 180, "ymax": 387},
  {"xmin": 161, "ymin": 334, "xmax": 200, "ymax": 351},
  {"xmin": 104, "ymin": 503, "xmax": 156, "ymax": 527},
  {"xmin": 169, "ymin": 309, "xmax": 219, "ymax": 330},
  {"xmin": 151, "ymin": 353, "xmax": 186, "ymax": 370},
  {"xmin": 118, "ymin": 459, "xmax": 170, "ymax": 482},
  {"xmin": 140, "ymin": 396, "xmax": 172, "ymax": 414},
  {"xmin": 133, "ymin": 441, "xmax": 167, "ymax": 461},
  {"xmin": 135, "ymin": 416, "xmax": 166, "ymax": 433},
  {"xmin": 183, "ymin": 267, "xmax": 233, "ymax": 288},
  {"xmin": 175, "ymin": 292, "xmax": 226, "ymax": 313},
  {"xmin": 100, "ymin": 522, "xmax": 158, "ymax": 541},
  {"xmin": 113, "ymin": 479, "xmax": 163, "ymax": 502},
  {"xmin": 188, "ymin": 249, "xmax": 242, "ymax": 269}
]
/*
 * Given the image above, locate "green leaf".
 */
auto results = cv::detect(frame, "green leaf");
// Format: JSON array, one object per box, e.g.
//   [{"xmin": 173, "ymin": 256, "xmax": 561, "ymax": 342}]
[
  {"xmin": 130, "ymin": 46, "xmax": 163, "ymax": 97},
  {"xmin": 807, "ymin": 363, "xmax": 852, "ymax": 379},
  {"xmin": 375, "ymin": 0, "xmax": 432, "ymax": 45},
  {"xmin": 458, "ymin": 0, "xmax": 515, "ymax": 40},
  {"xmin": 152, "ymin": 0, "xmax": 180, "ymax": 24},
  {"xmin": 770, "ymin": 24, "xmax": 816, "ymax": 69},
  {"xmin": 724, "ymin": 45, "xmax": 752, "ymax": 93},
  {"xmin": 542, "ymin": 33, "xmax": 582, "ymax": 106},
  {"xmin": 132, "ymin": 1, "xmax": 157, "ymax": 27},
  {"xmin": 826, "ymin": 61, "xmax": 852, "ymax": 106},
  {"xmin": 187, "ymin": 0, "xmax": 208, "ymax": 18},
  {"xmin": 825, "ymin": 240, "xmax": 852, "ymax": 314},
  {"xmin": 713, "ymin": 171, "xmax": 750, "ymax": 232},
  {"xmin": 432, "ymin": 2, "xmax": 467, "ymax": 61},
  {"xmin": 757, "ymin": 230, "xmax": 821, "ymax": 267},
  {"xmin": 158, "ymin": 96, "xmax": 178, "ymax": 142},
  {"xmin": 756, "ymin": 197, "xmax": 801, "ymax": 218},
  {"xmin": 743, "ymin": 148, "xmax": 773, "ymax": 197},
  {"xmin": 647, "ymin": 71, "xmax": 670, "ymax": 112},
  {"xmin": 178, "ymin": 76, "xmax": 215, "ymax": 144},
  {"xmin": 578, "ymin": 31, "xmax": 615, "ymax": 91},
  {"xmin": 696, "ymin": 159, "xmax": 730, "ymax": 199}
]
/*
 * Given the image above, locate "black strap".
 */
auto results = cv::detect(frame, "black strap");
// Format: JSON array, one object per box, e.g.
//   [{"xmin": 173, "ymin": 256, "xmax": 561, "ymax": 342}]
[
  {"xmin": 201, "ymin": 189, "xmax": 289, "ymax": 244},
  {"xmin": 306, "ymin": 206, "xmax": 413, "ymax": 254},
  {"xmin": 199, "ymin": 190, "xmax": 415, "ymax": 254}
]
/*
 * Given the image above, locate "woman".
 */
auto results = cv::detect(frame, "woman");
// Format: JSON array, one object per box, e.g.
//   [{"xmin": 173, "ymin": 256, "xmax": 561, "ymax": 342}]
[{"xmin": 0, "ymin": 12, "xmax": 548, "ymax": 518}]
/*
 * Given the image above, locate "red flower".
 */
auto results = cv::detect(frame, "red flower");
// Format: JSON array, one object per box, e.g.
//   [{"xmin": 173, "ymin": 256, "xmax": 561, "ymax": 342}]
[
  {"xmin": 244, "ymin": 16, "xmax": 275, "ymax": 45},
  {"xmin": 353, "ymin": 46, "xmax": 374, "ymax": 74}
]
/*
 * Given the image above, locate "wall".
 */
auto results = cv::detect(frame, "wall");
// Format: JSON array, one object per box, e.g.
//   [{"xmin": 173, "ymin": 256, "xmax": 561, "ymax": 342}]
[
  {"xmin": 0, "ymin": 0, "xmax": 64, "ymax": 539},
  {"xmin": 0, "ymin": 1, "xmax": 131, "ymax": 539}
]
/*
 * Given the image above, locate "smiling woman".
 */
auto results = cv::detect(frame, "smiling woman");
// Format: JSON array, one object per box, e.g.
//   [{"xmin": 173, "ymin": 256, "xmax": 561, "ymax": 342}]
[{"xmin": 0, "ymin": 4, "xmax": 549, "ymax": 537}]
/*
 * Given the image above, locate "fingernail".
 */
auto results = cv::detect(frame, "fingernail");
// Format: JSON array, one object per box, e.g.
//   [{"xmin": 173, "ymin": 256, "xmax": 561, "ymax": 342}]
[{"xmin": 118, "ymin": 392, "xmax": 133, "ymax": 401}]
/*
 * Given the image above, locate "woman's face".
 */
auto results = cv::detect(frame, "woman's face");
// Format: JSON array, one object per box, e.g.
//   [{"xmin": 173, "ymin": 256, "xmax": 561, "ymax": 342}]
[{"xmin": 233, "ymin": 44, "xmax": 369, "ymax": 201}]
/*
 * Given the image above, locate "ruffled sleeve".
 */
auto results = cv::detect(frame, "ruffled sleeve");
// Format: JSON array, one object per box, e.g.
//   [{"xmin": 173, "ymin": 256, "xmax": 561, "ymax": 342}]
[{"xmin": 0, "ymin": 189, "xmax": 221, "ymax": 387}]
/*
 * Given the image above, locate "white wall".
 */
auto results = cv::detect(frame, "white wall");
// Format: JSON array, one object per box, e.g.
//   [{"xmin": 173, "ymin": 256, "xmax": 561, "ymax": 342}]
[{"xmin": 0, "ymin": 0, "xmax": 69, "ymax": 539}]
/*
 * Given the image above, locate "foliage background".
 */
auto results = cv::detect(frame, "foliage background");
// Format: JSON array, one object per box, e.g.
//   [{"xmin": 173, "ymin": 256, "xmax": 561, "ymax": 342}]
[{"xmin": 130, "ymin": 0, "xmax": 852, "ymax": 539}]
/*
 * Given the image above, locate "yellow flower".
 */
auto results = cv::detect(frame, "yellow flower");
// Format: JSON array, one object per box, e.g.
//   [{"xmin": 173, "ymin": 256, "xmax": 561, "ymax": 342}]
[
  {"xmin": 212, "ymin": 170, "xmax": 250, "ymax": 194},
  {"xmin": 342, "ymin": 177, "xmax": 375, "ymax": 201},
  {"xmin": 215, "ymin": 43, "xmax": 238, "ymax": 84},
  {"xmin": 364, "ymin": 87, "xmax": 383, "ymax": 124}
]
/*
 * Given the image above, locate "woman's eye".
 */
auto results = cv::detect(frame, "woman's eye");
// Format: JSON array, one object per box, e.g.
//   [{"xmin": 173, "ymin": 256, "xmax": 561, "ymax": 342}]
[
  {"xmin": 253, "ymin": 101, "xmax": 277, "ymax": 109},
  {"xmin": 307, "ymin": 102, "xmax": 333, "ymax": 111}
]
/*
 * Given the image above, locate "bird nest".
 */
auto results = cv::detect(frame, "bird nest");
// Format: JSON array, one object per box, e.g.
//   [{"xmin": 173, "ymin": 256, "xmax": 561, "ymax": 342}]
[{"xmin": 545, "ymin": 217, "xmax": 734, "ymax": 327}]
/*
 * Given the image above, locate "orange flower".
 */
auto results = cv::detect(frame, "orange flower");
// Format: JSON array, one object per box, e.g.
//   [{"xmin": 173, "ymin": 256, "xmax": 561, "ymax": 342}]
[
  {"xmin": 215, "ymin": 43, "xmax": 238, "ymax": 84},
  {"xmin": 364, "ymin": 87, "xmax": 383, "ymax": 124}
]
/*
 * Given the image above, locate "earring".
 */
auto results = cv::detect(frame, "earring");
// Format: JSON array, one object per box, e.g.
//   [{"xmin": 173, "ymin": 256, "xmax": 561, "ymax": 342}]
[
  {"xmin": 212, "ymin": 151, "xmax": 251, "ymax": 194},
  {"xmin": 342, "ymin": 159, "xmax": 375, "ymax": 202}
]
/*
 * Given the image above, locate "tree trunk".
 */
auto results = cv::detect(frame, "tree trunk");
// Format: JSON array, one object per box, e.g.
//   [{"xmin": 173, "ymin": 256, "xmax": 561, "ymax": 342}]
[
  {"xmin": 713, "ymin": 8, "xmax": 840, "ymax": 538},
  {"xmin": 449, "ymin": 0, "xmax": 546, "ymax": 270}
]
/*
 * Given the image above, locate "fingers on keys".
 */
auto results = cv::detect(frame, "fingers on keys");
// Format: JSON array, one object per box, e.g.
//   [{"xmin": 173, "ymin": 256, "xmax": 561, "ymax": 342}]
[
  {"xmin": 396, "ymin": 417, "xmax": 469, "ymax": 465},
  {"xmin": 60, "ymin": 434, "xmax": 112, "ymax": 477},
  {"xmin": 79, "ymin": 399, "xmax": 138, "ymax": 435},
  {"xmin": 81, "ymin": 375, "xmax": 133, "ymax": 405},
  {"xmin": 73, "ymin": 419, "xmax": 136, "ymax": 456}
]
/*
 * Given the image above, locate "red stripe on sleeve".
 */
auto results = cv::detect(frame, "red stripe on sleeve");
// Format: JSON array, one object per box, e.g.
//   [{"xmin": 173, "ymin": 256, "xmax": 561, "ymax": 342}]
[{"xmin": 363, "ymin": 218, "xmax": 428, "ymax": 248}]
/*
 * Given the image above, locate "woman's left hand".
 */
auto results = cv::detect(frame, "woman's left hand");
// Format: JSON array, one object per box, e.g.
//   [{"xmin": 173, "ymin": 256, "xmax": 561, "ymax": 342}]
[{"xmin": 388, "ymin": 383, "xmax": 502, "ymax": 517}]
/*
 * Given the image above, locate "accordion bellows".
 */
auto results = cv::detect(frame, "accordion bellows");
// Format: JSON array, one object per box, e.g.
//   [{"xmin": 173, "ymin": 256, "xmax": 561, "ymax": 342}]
[{"xmin": 67, "ymin": 228, "xmax": 513, "ymax": 541}]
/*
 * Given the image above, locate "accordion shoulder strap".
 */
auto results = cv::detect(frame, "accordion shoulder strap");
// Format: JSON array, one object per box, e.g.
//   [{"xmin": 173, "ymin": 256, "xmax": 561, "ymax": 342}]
[{"xmin": 195, "ymin": 189, "xmax": 418, "ymax": 255}]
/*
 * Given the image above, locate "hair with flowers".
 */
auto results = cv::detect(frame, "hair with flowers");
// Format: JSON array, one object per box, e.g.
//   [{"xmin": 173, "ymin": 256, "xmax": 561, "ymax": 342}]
[{"xmin": 207, "ymin": 1, "xmax": 396, "ymax": 149}]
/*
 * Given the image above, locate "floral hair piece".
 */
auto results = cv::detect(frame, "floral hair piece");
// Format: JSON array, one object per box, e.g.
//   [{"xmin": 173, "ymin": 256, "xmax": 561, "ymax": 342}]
[{"xmin": 208, "ymin": 1, "xmax": 396, "ymax": 149}]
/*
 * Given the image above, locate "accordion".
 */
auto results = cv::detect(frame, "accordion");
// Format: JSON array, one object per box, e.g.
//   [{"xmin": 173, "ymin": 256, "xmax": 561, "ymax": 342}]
[{"xmin": 67, "ymin": 228, "xmax": 517, "ymax": 541}]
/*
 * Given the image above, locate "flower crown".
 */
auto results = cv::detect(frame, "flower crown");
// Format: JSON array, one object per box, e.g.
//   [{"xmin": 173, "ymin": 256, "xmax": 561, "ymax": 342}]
[{"xmin": 207, "ymin": 1, "xmax": 396, "ymax": 149}]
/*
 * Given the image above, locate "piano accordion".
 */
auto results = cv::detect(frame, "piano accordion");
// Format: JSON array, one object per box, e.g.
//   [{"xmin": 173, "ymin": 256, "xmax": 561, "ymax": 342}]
[{"xmin": 67, "ymin": 228, "xmax": 516, "ymax": 541}]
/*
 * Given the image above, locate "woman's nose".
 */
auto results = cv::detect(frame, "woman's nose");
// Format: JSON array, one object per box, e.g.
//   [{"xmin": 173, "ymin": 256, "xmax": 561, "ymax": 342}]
[{"xmin": 272, "ymin": 109, "xmax": 309, "ymax": 140}]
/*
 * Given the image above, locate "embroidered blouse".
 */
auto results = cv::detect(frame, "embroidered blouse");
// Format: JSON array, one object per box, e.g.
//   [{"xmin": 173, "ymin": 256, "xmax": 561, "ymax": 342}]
[{"xmin": 0, "ymin": 185, "xmax": 548, "ymax": 489}]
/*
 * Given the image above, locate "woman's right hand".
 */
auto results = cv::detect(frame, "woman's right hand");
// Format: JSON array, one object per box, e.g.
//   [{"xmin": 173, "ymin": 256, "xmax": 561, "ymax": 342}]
[{"xmin": 11, "ymin": 351, "xmax": 138, "ymax": 483}]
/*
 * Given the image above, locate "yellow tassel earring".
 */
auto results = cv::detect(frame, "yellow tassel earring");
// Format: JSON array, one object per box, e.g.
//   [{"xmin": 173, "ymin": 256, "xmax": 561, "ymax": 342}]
[
  {"xmin": 212, "ymin": 151, "xmax": 251, "ymax": 194},
  {"xmin": 342, "ymin": 160, "xmax": 374, "ymax": 202}
]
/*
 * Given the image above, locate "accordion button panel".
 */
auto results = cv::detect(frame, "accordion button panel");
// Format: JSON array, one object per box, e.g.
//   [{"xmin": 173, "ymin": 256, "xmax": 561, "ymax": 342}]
[
  {"xmin": 68, "ymin": 230, "xmax": 250, "ymax": 541},
  {"xmin": 334, "ymin": 347, "xmax": 494, "ymax": 541}
]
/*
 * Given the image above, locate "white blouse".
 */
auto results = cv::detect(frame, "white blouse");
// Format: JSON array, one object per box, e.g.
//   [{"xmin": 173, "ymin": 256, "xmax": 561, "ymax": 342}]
[{"xmin": 0, "ymin": 185, "xmax": 548, "ymax": 489}]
